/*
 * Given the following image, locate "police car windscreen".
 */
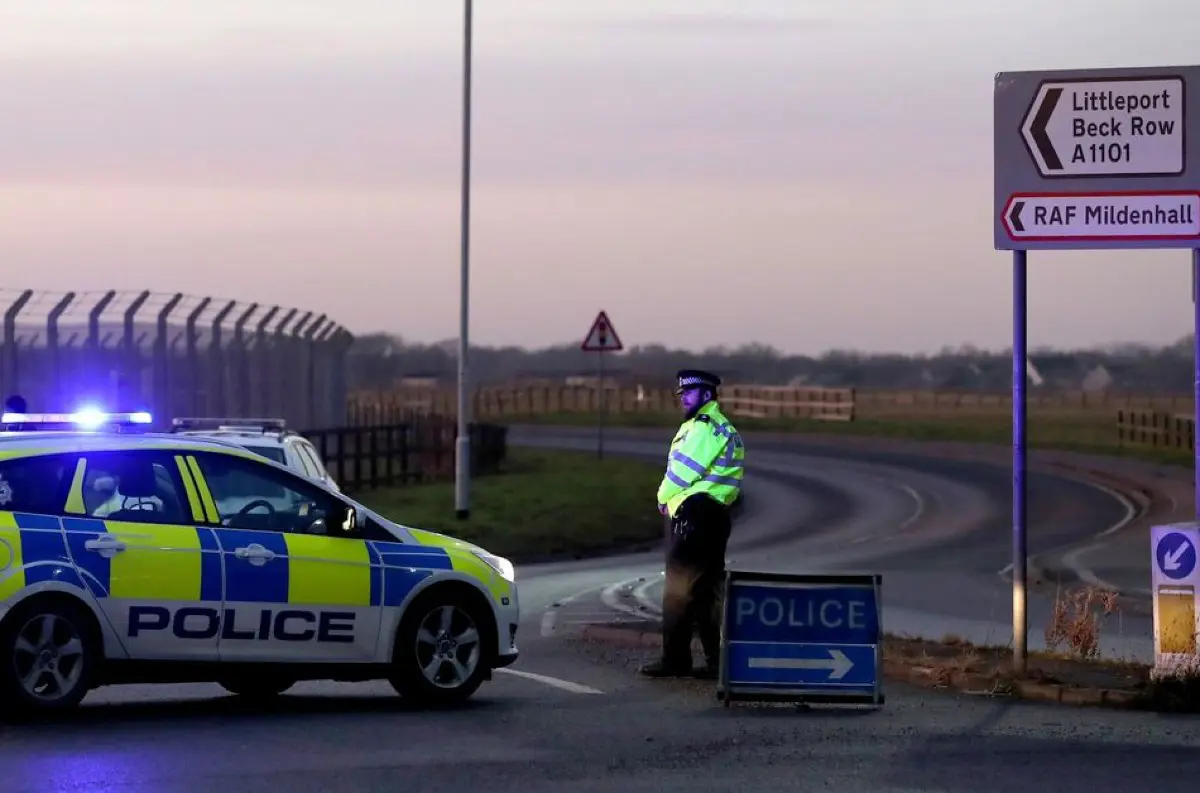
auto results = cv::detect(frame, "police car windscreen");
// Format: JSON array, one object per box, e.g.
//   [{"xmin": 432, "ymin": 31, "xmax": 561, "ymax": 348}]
[{"xmin": 241, "ymin": 445, "xmax": 287, "ymax": 465}]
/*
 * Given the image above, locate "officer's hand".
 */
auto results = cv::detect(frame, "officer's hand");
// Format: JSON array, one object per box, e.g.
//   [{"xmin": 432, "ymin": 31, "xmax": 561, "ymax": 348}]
[{"xmin": 657, "ymin": 503, "xmax": 667, "ymax": 515}]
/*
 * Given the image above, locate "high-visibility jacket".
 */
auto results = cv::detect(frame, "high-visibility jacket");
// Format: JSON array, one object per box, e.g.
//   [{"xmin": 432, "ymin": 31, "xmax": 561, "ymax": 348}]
[{"xmin": 656, "ymin": 400, "xmax": 744, "ymax": 518}]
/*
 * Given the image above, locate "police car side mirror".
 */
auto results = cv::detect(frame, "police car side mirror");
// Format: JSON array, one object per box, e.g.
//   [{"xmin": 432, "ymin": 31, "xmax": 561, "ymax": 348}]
[{"xmin": 306, "ymin": 518, "xmax": 328, "ymax": 535}]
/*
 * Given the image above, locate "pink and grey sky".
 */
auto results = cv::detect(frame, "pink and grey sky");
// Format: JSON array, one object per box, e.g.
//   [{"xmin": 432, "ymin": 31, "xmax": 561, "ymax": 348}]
[{"xmin": 1, "ymin": 0, "xmax": 1195, "ymax": 354}]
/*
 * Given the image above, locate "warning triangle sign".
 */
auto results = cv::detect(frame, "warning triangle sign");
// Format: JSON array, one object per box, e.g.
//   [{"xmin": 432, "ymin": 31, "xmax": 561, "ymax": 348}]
[{"xmin": 581, "ymin": 310, "xmax": 623, "ymax": 352}]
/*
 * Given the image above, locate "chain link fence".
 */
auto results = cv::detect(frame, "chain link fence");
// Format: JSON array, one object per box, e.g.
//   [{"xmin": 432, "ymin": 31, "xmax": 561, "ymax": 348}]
[{"xmin": 0, "ymin": 289, "xmax": 353, "ymax": 430}]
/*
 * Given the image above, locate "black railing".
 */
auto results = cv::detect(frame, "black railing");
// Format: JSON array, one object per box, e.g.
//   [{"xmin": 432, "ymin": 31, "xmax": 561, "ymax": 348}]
[{"xmin": 301, "ymin": 416, "xmax": 507, "ymax": 493}]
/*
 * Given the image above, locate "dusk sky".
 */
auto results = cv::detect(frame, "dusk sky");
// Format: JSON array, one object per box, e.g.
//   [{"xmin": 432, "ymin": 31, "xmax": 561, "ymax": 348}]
[{"xmin": 2, "ymin": 0, "xmax": 1196, "ymax": 354}]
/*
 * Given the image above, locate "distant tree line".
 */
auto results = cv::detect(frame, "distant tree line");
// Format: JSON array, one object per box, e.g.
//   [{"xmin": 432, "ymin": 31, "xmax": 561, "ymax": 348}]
[{"xmin": 346, "ymin": 332, "xmax": 1196, "ymax": 395}]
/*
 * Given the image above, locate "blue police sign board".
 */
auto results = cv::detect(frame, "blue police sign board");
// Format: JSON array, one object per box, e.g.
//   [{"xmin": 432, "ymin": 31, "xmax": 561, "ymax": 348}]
[
  {"xmin": 718, "ymin": 570, "xmax": 883, "ymax": 707},
  {"xmin": 1156, "ymin": 531, "xmax": 1198, "ymax": 581}
]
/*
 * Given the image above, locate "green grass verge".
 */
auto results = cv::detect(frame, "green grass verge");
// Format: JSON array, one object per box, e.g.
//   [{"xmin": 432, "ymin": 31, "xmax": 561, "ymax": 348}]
[
  {"xmin": 357, "ymin": 447, "xmax": 665, "ymax": 562},
  {"xmin": 509, "ymin": 411, "xmax": 1194, "ymax": 468}
]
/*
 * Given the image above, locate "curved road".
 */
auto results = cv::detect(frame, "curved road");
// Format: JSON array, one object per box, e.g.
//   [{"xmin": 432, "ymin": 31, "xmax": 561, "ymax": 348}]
[
  {"xmin": 1, "ymin": 424, "xmax": 1188, "ymax": 793},
  {"xmin": 512, "ymin": 426, "xmax": 1150, "ymax": 661}
]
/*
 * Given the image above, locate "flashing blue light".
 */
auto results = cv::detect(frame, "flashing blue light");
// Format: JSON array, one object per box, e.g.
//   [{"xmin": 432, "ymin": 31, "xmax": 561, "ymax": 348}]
[
  {"xmin": 0, "ymin": 410, "xmax": 154, "ymax": 428},
  {"xmin": 73, "ymin": 407, "xmax": 106, "ymax": 430}
]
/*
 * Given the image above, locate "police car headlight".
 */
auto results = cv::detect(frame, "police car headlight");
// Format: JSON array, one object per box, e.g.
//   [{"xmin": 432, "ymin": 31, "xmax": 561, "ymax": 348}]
[{"xmin": 473, "ymin": 550, "xmax": 515, "ymax": 582}]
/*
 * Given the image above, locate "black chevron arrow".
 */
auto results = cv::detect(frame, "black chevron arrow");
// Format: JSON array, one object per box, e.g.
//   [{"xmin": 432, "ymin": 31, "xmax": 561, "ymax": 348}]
[
  {"xmin": 1030, "ymin": 87, "xmax": 1063, "ymax": 171},
  {"xmin": 1008, "ymin": 200, "xmax": 1025, "ymax": 233}
]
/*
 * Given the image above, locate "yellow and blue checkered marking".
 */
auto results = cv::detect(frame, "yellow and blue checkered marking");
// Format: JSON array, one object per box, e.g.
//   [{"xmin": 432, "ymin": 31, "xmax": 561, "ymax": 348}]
[
  {"xmin": 4, "ymin": 513, "xmax": 465, "ymax": 611},
  {"xmin": 0, "ymin": 513, "xmax": 88, "ymax": 598},
  {"xmin": 2, "ymin": 511, "xmax": 475, "ymax": 614}
]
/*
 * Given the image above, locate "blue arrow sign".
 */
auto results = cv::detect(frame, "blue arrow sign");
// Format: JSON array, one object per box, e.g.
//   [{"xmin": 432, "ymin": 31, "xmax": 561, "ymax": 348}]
[
  {"xmin": 726, "ymin": 642, "xmax": 876, "ymax": 688},
  {"xmin": 1156, "ymin": 532, "xmax": 1197, "ymax": 581},
  {"xmin": 722, "ymin": 577, "xmax": 881, "ymax": 699}
]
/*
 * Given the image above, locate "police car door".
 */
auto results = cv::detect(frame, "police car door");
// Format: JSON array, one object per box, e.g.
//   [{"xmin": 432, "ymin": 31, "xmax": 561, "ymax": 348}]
[
  {"xmin": 184, "ymin": 451, "xmax": 381, "ymax": 664},
  {"xmin": 62, "ymin": 450, "xmax": 221, "ymax": 661}
]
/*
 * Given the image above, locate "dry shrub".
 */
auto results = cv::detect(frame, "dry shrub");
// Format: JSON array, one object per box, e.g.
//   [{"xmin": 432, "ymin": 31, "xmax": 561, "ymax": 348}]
[{"xmin": 1044, "ymin": 585, "xmax": 1120, "ymax": 660}]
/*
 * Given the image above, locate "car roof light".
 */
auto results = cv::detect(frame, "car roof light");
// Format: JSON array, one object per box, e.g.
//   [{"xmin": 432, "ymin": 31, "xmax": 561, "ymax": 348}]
[
  {"xmin": 0, "ymin": 410, "xmax": 153, "ymax": 430},
  {"xmin": 171, "ymin": 417, "xmax": 287, "ymax": 433}
]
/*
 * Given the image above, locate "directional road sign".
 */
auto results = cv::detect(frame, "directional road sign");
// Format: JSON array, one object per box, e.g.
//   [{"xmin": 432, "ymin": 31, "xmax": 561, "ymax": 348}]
[
  {"xmin": 1156, "ymin": 530, "xmax": 1198, "ymax": 581},
  {"xmin": 718, "ymin": 571, "xmax": 883, "ymax": 707},
  {"xmin": 1002, "ymin": 191, "xmax": 1200, "ymax": 243},
  {"xmin": 1020, "ymin": 77, "xmax": 1184, "ymax": 178},
  {"xmin": 1149, "ymin": 523, "xmax": 1200, "ymax": 678},
  {"xmin": 581, "ymin": 310, "xmax": 623, "ymax": 352},
  {"xmin": 995, "ymin": 65, "xmax": 1200, "ymax": 251}
]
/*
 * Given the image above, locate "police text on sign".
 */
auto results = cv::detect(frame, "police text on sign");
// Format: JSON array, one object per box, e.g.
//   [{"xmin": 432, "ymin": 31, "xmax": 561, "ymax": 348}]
[
  {"xmin": 1021, "ymin": 78, "xmax": 1185, "ymax": 177},
  {"xmin": 735, "ymin": 593, "xmax": 869, "ymax": 631},
  {"xmin": 1003, "ymin": 192, "xmax": 1200, "ymax": 241}
]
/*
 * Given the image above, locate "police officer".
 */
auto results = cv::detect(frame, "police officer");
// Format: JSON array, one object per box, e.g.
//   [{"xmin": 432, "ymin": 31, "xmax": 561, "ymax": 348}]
[{"xmin": 641, "ymin": 369, "xmax": 744, "ymax": 679}]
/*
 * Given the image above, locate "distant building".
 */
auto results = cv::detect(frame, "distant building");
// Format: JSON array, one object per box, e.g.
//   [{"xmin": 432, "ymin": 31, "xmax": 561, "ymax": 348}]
[{"xmin": 1081, "ymin": 365, "xmax": 1114, "ymax": 393}]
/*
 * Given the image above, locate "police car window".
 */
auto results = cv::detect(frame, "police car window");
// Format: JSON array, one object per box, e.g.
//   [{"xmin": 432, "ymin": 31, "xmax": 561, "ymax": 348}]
[
  {"xmin": 296, "ymin": 442, "xmax": 326, "ymax": 477},
  {"xmin": 290, "ymin": 443, "xmax": 320, "ymax": 477},
  {"xmin": 241, "ymin": 445, "xmax": 287, "ymax": 465},
  {"xmin": 0, "ymin": 454, "xmax": 76, "ymax": 515},
  {"xmin": 79, "ymin": 452, "xmax": 189, "ymax": 524},
  {"xmin": 191, "ymin": 452, "xmax": 351, "ymax": 536}
]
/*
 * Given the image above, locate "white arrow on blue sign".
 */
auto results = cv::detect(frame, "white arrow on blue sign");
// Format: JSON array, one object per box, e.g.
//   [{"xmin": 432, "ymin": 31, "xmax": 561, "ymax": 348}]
[
  {"xmin": 1156, "ymin": 531, "xmax": 1197, "ymax": 580},
  {"xmin": 748, "ymin": 648, "xmax": 854, "ymax": 680}
]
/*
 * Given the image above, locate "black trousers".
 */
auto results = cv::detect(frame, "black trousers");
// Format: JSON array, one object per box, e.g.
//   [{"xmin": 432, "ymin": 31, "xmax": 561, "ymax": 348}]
[{"xmin": 661, "ymin": 494, "xmax": 732, "ymax": 668}]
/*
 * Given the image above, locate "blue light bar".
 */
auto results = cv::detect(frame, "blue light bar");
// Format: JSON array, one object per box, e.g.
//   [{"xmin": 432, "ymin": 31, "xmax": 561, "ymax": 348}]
[{"xmin": 1, "ymin": 411, "xmax": 153, "ymax": 428}]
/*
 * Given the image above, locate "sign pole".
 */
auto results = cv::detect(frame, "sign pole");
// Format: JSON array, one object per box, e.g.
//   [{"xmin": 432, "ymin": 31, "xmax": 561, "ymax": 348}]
[
  {"xmin": 1194, "ymin": 249, "xmax": 1200, "ymax": 518},
  {"xmin": 1012, "ymin": 250, "xmax": 1028, "ymax": 674},
  {"xmin": 580, "ymin": 309, "xmax": 624, "ymax": 460},
  {"xmin": 598, "ymin": 348, "xmax": 606, "ymax": 460},
  {"xmin": 453, "ymin": 0, "xmax": 473, "ymax": 521}
]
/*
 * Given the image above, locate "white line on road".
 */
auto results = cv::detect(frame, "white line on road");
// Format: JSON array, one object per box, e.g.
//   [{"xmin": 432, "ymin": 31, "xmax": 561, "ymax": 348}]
[
  {"xmin": 496, "ymin": 668, "xmax": 604, "ymax": 695},
  {"xmin": 540, "ymin": 583, "xmax": 612, "ymax": 637},
  {"xmin": 600, "ymin": 577, "xmax": 655, "ymax": 620},
  {"xmin": 996, "ymin": 475, "xmax": 1140, "ymax": 591},
  {"xmin": 632, "ymin": 573, "xmax": 664, "ymax": 615},
  {"xmin": 849, "ymin": 481, "xmax": 927, "ymax": 545}
]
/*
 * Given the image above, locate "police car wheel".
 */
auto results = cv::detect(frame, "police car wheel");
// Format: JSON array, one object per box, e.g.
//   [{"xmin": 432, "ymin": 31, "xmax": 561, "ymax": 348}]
[
  {"xmin": 390, "ymin": 590, "xmax": 491, "ymax": 705},
  {"xmin": 217, "ymin": 675, "xmax": 296, "ymax": 700},
  {"xmin": 0, "ymin": 600, "xmax": 98, "ymax": 716}
]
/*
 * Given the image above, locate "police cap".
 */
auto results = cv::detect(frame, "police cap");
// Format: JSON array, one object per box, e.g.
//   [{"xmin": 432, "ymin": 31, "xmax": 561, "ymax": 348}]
[{"xmin": 675, "ymin": 369, "xmax": 721, "ymax": 394}]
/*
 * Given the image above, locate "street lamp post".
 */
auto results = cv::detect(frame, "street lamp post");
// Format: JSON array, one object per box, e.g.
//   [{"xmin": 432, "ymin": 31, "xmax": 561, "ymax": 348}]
[{"xmin": 454, "ymin": 0, "xmax": 473, "ymax": 520}]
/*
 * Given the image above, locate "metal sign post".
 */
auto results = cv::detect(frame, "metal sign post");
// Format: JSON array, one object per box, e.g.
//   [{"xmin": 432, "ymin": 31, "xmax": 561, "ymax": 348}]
[
  {"xmin": 581, "ymin": 310, "xmax": 624, "ymax": 460},
  {"xmin": 717, "ymin": 570, "xmax": 884, "ymax": 709},
  {"xmin": 994, "ymin": 64, "xmax": 1200, "ymax": 674}
]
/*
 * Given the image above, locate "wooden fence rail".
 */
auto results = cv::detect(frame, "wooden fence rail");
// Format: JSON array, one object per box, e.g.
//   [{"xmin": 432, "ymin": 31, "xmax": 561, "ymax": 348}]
[
  {"xmin": 1116, "ymin": 410, "xmax": 1195, "ymax": 454},
  {"xmin": 301, "ymin": 416, "xmax": 508, "ymax": 493},
  {"xmin": 347, "ymin": 385, "xmax": 856, "ymax": 424}
]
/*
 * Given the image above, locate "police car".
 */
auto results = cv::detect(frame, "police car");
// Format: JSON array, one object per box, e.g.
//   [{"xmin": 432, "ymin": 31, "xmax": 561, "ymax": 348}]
[
  {"xmin": 169, "ymin": 417, "xmax": 340, "ymax": 492},
  {"xmin": 0, "ymin": 411, "xmax": 519, "ymax": 718}
]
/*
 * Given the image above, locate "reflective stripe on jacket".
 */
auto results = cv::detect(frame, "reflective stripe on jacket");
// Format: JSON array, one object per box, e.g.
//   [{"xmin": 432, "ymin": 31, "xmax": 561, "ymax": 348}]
[{"xmin": 656, "ymin": 400, "xmax": 744, "ymax": 518}]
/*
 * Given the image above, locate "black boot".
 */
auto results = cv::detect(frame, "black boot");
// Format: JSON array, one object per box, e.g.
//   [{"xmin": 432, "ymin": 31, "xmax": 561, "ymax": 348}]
[{"xmin": 639, "ymin": 658, "xmax": 693, "ymax": 678}]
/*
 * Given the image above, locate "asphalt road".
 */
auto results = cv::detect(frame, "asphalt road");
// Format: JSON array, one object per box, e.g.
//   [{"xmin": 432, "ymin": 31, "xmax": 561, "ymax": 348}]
[
  {"xmin": 513, "ymin": 425, "xmax": 1151, "ymax": 660},
  {"xmin": 1, "ymin": 423, "xmax": 1189, "ymax": 793}
]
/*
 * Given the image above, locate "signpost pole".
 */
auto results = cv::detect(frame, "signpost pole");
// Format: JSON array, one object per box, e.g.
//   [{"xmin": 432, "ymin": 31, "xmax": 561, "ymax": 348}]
[
  {"xmin": 453, "ymin": 0, "xmax": 473, "ymax": 521},
  {"xmin": 598, "ymin": 348, "xmax": 606, "ymax": 460},
  {"xmin": 1012, "ymin": 250, "xmax": 1028, "ymax": 674},
  {"xmin": 580, "ymin": 310, "xmax": 623, "ymax": 460},
  {"xmin": 1194, "ymin": 249, "xmax": 1200, "ymax": 518}
]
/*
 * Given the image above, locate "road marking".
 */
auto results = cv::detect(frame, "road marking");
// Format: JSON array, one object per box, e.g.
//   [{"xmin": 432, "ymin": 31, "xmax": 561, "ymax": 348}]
[
  {"xmin": 496, "ymin": 668, "xmax": 604, "ymax": 695},
  {"xmin": 996, "ymin": 474, "xmax": 1141, "ymax": 591},
  {"xmin": 632, "ymin": 573, "xmax": 664, "ymax": 614},
  {"xmin": 849, "ymin": 481, "xmax": 926, "ymax": 545},
  {"xmin": 600, "ymin": 577, "xmax": 656, "ymax": 620},
  {"xmin": 540, "ymin": 583, "xmax": 611, "ymax": 637}
]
